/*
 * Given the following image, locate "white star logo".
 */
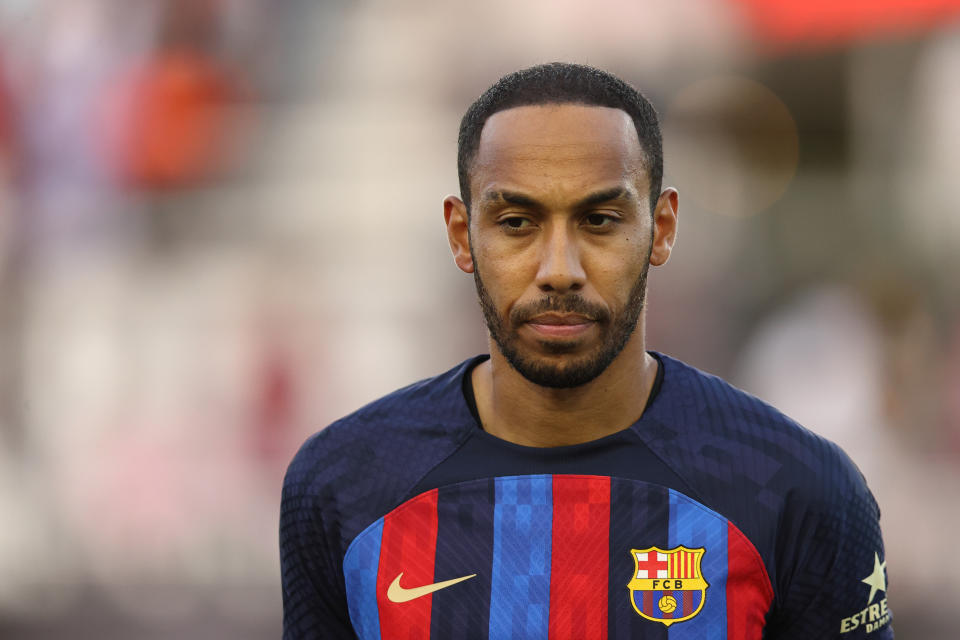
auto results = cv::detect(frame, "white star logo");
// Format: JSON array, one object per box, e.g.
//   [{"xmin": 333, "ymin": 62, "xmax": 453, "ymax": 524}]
[{"xmin": 861, "ymin": 552, "xmax": 887, "ymax": 605}]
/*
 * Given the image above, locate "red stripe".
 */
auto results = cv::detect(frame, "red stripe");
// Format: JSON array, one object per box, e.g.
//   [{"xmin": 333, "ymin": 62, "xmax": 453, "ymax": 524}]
[
  {"xmin": 377, "ymin": 489, "xmax": 439, "ymax": 640},
  {"xmin": 549, "ymin": 475, "xmax": 610, "ymax": 640},
  {"xmin": 683, "ymin": 588, "xmax": 694, "ymax": 616},
  {"xmin": 726, "ymin": 521, "xmax": 774, "ymax": 639}
]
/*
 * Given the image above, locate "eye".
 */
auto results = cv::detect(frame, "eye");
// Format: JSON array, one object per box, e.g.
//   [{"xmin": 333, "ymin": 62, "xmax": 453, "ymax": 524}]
[
  {"xmin": 499, "ymin": 216, "xmax": 534, "ymax": 232},
  {"xmin": 583, "ymin": 212, "xmax": 616, "ymax": 229}
]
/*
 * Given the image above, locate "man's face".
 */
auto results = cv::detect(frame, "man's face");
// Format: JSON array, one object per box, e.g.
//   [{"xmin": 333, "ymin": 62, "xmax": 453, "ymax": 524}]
[{"xmin": 463, "ymin": 104, "xmax": 659, "ymax": 388}]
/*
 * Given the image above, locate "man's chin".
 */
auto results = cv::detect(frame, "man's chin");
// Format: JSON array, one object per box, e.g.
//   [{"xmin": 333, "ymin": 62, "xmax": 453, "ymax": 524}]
[
  {"xmin": 535, "ymin": 338, "xmax": 586, "ymax": 355},
  {"xmin": 502, "ymin": 350, "xmax": 609, "ymax": 389}
]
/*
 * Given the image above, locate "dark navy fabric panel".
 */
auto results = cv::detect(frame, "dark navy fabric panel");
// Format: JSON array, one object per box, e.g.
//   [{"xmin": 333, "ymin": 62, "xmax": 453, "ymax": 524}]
[
  {"xmin": 608, "ymin": 479, "xmax": 669, "ymax": 640},
  {"xmin": 410, "ymin": 425, "xmax": 700, "ymax": 502},
  {"xmin": 293, "ymin": 357, "xmax": 481, "ymax": 554},
  {"xmin": 430, "ymin": 480, "xmax": 495, "ymax": 640},
  {"xmin": 763, "ymin": 478, "xmax": 892, "ymax": 639}
]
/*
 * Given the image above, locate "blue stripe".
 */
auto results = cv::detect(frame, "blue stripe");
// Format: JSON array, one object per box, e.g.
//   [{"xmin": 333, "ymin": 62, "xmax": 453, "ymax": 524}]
[
  {"xmin": 489, "ymin": 475, "xmax": 552, "ymax": 640},
  {"xmin": 668, "ymin": 490, "xmax": 727, "ymax": 640},
  {"xmin": 344, "ymin": 518, "xmax": 384, "ymax": 640}
]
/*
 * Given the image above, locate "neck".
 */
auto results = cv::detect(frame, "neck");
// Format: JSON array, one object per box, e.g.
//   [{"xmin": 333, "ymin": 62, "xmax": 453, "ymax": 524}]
[{"xmin": 472, "ymin": 325, "xmax": 658, "ymax": 447}]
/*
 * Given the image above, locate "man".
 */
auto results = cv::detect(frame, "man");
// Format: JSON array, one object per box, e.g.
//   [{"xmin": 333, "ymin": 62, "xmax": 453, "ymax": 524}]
[{"xmin": 280, "ymin": 63, "xmax": 892, "ymax": 639}]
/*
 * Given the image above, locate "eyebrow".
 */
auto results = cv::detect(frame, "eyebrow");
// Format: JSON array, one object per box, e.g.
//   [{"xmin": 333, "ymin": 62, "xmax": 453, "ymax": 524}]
[
  {"xmin": 481, "ymin": 187, "xmax": 634, "ymax": 210},
  {"xmin": 482, "ymin": 190, "xmax": 540, "ymax": 207},
  {"xmin": 573, "ymin": 187, "xmax": 633, "ymax": 209}
]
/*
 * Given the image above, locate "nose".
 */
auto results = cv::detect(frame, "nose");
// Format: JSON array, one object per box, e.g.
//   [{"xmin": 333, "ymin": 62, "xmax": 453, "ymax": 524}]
[{"xmin": 535, "ymin": 224, "xmax": 586, "ymax": 294}]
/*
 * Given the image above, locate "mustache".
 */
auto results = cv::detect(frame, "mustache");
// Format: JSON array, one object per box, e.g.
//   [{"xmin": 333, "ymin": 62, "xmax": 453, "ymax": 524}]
[{"xmin": 510, "ymin": 295, "xmax": 611, "ymax": 325}]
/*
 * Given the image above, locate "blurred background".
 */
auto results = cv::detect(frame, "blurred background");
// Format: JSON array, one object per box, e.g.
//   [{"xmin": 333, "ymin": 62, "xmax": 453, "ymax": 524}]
[{"xmin": 0, "ymin": 0, "xmax": 958, "ymax": 638}]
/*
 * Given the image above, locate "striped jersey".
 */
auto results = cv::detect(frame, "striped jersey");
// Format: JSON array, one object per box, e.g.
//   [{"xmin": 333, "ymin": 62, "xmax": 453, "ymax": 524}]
[{"xmin": 280, "ymin": 353, "xmax": 893, "ymax": 639}]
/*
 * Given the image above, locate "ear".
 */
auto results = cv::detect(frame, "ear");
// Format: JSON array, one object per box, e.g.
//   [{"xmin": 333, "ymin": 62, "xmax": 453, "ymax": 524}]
[
  {"xmin": 444, "ymin": 195, "xmax": 474, "ymax": 273},
  {"xmin": 649, "ymin": 188, "xmax": 679, "ymax": 267}
]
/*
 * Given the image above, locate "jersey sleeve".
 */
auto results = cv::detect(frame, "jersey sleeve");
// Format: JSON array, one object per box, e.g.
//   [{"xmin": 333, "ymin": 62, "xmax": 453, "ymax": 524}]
[
  {"xmin": 766, "ymin": 449, "xmax": 893, "ymax": 639},
  {"xmin": 280, "ymin": 437, "xmax": 357, "ymax": 640}
]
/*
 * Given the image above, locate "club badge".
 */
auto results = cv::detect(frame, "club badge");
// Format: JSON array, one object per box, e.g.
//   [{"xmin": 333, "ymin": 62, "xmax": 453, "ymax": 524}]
[{"xmin": 628, "ymin": 546, "xmax": 709, "ymax": 626}]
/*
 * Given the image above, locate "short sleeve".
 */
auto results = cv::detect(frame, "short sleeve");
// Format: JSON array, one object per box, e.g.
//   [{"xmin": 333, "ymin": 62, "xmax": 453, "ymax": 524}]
[
  {"xmin": 280, "ymin": 442, "xmax": 357, "ymax": 639},
  {"xmin": 766, "ymin": 455, "xmax": 893, "ymax": 639}
]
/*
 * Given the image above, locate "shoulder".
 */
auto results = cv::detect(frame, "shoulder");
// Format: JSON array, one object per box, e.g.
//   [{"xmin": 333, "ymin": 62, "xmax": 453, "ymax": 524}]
[
  {"xmin": 282, "ymin": 357, "xmax": 482, "ymax": 552},
  {"xmin": 641, "ymin": 354, "xmax": 879, "ymax": 582},
  {"xmin": 649, "ymin": 352, "xmax": 869, "ymax": 498},
  {"xmin": 650, "ymin": 356, "xmax": 893, "ymax": 636}
]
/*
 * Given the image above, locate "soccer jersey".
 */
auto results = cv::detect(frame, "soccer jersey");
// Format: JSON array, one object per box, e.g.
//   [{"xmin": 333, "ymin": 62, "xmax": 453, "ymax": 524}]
[{"xmin": 280, "ymin": 353, "xmax": 893, "ymax": 639}]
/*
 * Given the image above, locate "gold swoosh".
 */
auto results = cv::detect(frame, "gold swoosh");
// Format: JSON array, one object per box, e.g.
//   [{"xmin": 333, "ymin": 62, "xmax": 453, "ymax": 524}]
[{"xmin": 386, "ymin": 572, "xmax": 476, "ymax": 603}]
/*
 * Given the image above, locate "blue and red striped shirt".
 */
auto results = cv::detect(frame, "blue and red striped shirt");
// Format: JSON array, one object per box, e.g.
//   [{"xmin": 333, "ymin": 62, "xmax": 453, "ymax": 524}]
[{"xmin": 280, "ymin": 353, "xmax": 893, "ymax": 639}]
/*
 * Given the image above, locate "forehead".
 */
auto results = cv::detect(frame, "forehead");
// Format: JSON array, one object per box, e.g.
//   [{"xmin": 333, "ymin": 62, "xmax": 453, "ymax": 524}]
[{"xmin": 472, "ymin": 104, "xmax": 647, "ymax": 198}]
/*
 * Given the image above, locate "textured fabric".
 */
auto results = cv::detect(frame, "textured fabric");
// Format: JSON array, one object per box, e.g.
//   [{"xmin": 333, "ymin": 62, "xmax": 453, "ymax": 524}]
[{"xmin": 279, "ymin": 353, "xmax": 893, "ymax": 639}]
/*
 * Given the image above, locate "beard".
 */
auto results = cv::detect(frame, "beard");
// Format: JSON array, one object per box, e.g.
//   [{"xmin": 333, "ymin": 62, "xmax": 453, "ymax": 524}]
[{"xmin": 472, "ymin": 248, "xmax": 651, "ymax": 389}]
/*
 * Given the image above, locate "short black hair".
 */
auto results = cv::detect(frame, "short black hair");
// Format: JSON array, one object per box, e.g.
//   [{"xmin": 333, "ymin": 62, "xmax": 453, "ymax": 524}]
[{"xmin": 457, "ymin": 62, "xmax": 663, "ymax": 214}]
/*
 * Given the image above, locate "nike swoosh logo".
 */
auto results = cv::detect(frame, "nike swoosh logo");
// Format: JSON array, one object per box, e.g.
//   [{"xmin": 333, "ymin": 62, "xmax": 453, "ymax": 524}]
[{"xmin": 386, "ymin": 572, "xmax": 476, "ymax": 603}]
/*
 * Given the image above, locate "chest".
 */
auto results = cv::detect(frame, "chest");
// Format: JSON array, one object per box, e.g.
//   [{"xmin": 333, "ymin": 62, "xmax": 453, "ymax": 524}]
[{"xmin": 343, "ymin": 474, "xmax": 772, "ymax": 639}]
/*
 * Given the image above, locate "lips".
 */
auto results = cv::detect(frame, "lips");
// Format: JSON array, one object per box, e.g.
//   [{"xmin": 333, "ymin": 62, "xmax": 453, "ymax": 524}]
[
  {"xmin": 525, "ymin": 313, "xmax": 595, "ymax": 338},
  {"xmin": 526, "ymin": 313, "xmax": 594, "ymax": 325}
]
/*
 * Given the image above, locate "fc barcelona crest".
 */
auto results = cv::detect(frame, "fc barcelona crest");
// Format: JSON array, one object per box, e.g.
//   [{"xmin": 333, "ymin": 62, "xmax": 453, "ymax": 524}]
[{"xmin": 628, "ymin": 546, "xmax": 709, "ymax": 626}]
